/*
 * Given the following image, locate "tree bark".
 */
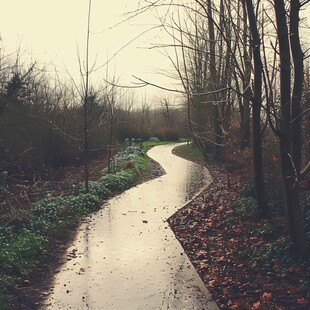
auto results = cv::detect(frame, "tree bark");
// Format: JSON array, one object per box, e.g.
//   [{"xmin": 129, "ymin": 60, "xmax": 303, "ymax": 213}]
[
  {"xmin": 83, "ymin": 0, "xmax": 92, "ymax": 193},
  {"xmin": 290, "ymin": 0, "xmax": 303, "ymax": 176},
  {"xmin": 275, "ymin": 0, "xmax": 309, "ymax": 256},
  {"xmin": 241, "ymin": 0, "xmax": 251, "ymax": 149},
  {"xmin": 206, "ymin": 0, "xmax": 222, "ymax": 156},
  {"xmin": 244, "ymin": 0, "xmax": 267, "ymax": 216},
  {"xmin": 290, "ymin": 0, "xmax": 309, "ymax": 256}
]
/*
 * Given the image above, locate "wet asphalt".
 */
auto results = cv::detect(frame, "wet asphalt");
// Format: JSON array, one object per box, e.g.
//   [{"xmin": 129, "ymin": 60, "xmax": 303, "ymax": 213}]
[{"xmin": 43, "ymin": 143, "xmax": 218, "ymax": 310}]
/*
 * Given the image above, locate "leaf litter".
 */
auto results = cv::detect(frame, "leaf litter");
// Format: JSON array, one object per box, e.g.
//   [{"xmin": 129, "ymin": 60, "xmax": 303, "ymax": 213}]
[{"xmin": 168, "ymin": 164, "xmax": 310, "ymax": 309}]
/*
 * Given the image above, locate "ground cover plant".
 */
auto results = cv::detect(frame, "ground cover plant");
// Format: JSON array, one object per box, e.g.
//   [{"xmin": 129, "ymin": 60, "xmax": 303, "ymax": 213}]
[
  {"xmin": 170, "ymin": 144, "xmax": 310, "ymax": 309},
  {"xmin": 0, "ymin": 145, "xmax": 148, "ymax": 309}
]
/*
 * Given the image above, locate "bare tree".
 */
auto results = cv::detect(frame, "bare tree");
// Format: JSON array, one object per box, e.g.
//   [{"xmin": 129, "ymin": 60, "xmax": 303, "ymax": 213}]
[
  {"xmin": 81, "ymin": 0, "xmax": 92, "ymax": 192},
  {"xmin": 242, "ymin": 0, "xmax": 267, "ymax": 215},
  {"xmin": 274, "ymin": 0, "xmax": 309, "ymax": 256}
]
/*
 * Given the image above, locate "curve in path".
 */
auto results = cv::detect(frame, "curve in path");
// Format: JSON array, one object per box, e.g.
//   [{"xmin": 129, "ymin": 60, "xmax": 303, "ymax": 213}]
[{"xmin": 44, "ymin": 143, "xmax": 218, "ymax": 310}]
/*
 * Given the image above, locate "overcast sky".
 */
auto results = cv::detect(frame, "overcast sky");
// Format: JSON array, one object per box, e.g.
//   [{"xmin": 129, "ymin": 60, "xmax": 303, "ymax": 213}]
[
  {"xmin": 1, "ymin": 1, "xmax": 309, "ymax": 104},
  {"xmin": 0, "ymin": 0, "xmax": 177, "ymax": 101}
]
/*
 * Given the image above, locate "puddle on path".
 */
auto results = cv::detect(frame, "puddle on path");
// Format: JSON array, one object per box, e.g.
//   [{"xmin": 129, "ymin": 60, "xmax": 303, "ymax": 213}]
[{"xmin": 43, "ymin": 144, "xmax": 218, "ymax": 310}]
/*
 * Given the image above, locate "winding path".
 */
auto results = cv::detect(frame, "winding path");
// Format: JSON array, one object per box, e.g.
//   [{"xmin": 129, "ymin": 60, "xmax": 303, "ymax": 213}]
[{"xmin": 44, "ymin": 144, "xmax": 218, "ymax": 310}]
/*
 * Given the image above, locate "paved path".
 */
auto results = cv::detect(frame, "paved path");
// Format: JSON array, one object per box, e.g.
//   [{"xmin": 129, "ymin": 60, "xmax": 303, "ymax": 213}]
[{"xmin": 44, "ymin": 144, "xmax": 219, "ymax": 310}]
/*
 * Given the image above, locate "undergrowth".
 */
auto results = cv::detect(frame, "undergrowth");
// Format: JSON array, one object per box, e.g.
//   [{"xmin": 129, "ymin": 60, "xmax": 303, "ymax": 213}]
[{"xmin": 0, "ymin": 145, "xmax": 147, "ymax": 309}]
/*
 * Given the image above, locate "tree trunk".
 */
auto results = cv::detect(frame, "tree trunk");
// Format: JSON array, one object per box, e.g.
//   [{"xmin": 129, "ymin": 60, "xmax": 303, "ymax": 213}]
[
  {"xmin": 289, "ymin": 0, "xmax": 309, "ymax": 256},
  {"xmin": 275, "ymin": 0, "xmax": 309, "ymax": 256},
  {"xmin": 206, "ymin": 0, "xmax": 222, "ymax": 156},
  {"xmin": 83, "ymin": 0, "xmax": 92, "ymax": 193},
  {"xmin": 107, "ymin": 105, "xmax": 114, "ymax": 174},
  {"xmin": 290, "ymin": 0, "xmax": 303, "ymax": 176},
  {"xmin": 244, "ymin": 0, "xmax": 267, "ymax": 216},
  {"xmin": 240, "ymin": 0, "xmax": 251, "ymax": 149}
]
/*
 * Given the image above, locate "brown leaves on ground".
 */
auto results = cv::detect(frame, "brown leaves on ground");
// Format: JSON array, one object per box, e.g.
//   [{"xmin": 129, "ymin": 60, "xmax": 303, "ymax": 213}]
[{"xmin": 168, "ymin": 165, "xmax": 310, "ymax": 309}]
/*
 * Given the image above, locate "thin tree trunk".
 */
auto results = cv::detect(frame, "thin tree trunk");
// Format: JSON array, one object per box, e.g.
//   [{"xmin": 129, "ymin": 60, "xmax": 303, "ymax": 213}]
[
  {"xmin": 241, "ymin": 0, "xmax": 251, "ymax": 148},
  {"xmin": 244, "ymin": 0, "xmax": 267, "ymax": 216},
  {"xmin": 107, "ymin": 104, "xmax": 114, "ymax": 174},
  {"xmin": 206, "ymin": 0, "xmax": 222, "ymax": 156},
  {"xmin": 83, "ymin": 0, "xmax": 92, "ymax": 193},
  {"xmin": 290, "ymin": 0, "xmax": 309, "ymax": 256}
]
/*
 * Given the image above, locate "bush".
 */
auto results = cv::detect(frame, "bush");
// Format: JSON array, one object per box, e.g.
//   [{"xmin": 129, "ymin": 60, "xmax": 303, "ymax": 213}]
[
  {"xmin": 148, "ymin": 137, "xmax": 161, "ymax": 142},
  {"xmin": 113, "ymin": 145, "xmax": 144, "ymax": 172},
  {"xmin": 155, "ymin": 127, "xmax": 180, "ymax": 141},
  {"xmin": 99, "ymin": 170, "xmax": 137, "ymax": 192},
  {"xmin": 75, "ymin": 180, "xmax": 109, "ymax": 199},
  {"xmin": 0, "ymin": 228, "xmax": 49, "ymax": 277},
  {"xmin": 31, "ymin": 194, "xmax": 101, "ymax": 235},
  {"xmin": 73, "ymin": 193, "xmax": 101, "ymax": 213}
]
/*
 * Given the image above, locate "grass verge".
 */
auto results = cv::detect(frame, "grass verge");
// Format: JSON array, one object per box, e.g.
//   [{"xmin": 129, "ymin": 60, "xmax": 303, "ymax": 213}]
[
  {"xmin": 142, "ymin": 138, "xmax": 189, "ymax": 153},
  {"xmin": 172, "ymin": 143, "xmax": 206, "ymax": 164}
]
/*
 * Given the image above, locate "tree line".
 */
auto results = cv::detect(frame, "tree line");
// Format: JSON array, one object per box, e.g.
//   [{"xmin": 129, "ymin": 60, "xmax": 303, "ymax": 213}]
[{"xmin": 0, "ymin": 50, "xmax": 187, "ymax": 182}]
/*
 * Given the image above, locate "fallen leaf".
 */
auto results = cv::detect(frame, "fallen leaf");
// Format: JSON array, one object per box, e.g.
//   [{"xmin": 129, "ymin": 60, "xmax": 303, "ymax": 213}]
[
  {"xmin": 288, "ymin": 266, "xmax": 301, "ymax": 273},
  {"xmin": 262, "ymin": 292, "xmax": 272, "ymax": 300},
  {"xmin": 297, "ymin": 298, "xmax": 309, "ymax": 305}
]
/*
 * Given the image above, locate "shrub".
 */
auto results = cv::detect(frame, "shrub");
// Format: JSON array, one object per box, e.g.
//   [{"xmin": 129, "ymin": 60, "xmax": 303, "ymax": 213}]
[
  {"xmin": 155, "ymin": 127, "xmax": 180, "ymax": 141},
  {"xmin": 73, "ymin": 193, "xmax": 101, "ymax": 213},
  {"xmin": 31, "ymin": 194, "xmax": 101, "ymax": 235},
  {"xmin": 99, "ymin": 170, "xmax": 137, "ymax": 192},
  {"xmin": 75, "ymin": 180, "xmax": 109, "ymax": 199},
  {"xmin": 148, "ymin": 137, "xmax": 161, "ymax": 142},
  {"xmin": 112, "ymin": 145, "xmax": 144, "ymax": 172},
  {"xmin": 0, "ymin": 228, "xmax": 49, "ymax": 277}
]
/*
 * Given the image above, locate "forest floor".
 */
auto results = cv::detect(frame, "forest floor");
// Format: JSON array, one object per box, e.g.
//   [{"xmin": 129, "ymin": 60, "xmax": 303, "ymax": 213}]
[{"xmin": 170, "ymin": 146, "xmax": 310, "ymax": 310}]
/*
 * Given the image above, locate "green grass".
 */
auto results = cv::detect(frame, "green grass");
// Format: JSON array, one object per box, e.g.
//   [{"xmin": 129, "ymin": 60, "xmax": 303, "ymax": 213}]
[
  {"xmin": 172, "ymin": 143, "xmax": 206, "ymax": 164},
  {"xmin": 142, "ymin": 141, "xmax": 171, "ymax": 153},
  {"xmin": 142, "ymin": 138, "xmax": 189, "ymax": 153},
  {"xmin": 178, "ymin": 137, "xmax": 190, "ymax": 143}
]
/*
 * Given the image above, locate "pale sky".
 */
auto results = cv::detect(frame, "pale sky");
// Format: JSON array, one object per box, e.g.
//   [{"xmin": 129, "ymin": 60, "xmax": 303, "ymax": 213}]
[
  {"xmin": 1, "ymin": 1, "xmax": 309, "ymax": 104},
  {"xmin": 0, "ymin": 0, "xmax": 177, "ymax": 101}
]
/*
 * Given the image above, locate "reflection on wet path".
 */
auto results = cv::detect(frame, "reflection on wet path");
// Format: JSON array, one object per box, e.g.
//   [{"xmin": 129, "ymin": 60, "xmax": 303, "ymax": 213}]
[{"xmin": 44, "ymin": 144, "xmax": 218, "ymax": 310}]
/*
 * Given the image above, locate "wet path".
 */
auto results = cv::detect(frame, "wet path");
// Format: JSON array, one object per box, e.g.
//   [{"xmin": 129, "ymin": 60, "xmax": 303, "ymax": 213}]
[{"xmin": 44, "ymin": 144, "xmax": 218, "ymax": 310}]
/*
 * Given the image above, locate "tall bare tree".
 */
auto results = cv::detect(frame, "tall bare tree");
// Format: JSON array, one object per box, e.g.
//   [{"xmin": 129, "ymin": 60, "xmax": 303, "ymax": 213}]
[
  {"xmin": 82, "ymin": 0, "xmax": 92, "ymax": 192},
  {"xmin": 274, "ymin": 0, "xmax": 309, "ymax": 256},
  {"xmin": 243, "ymin": 0, "xmax": 267, "ymax": 215}
]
